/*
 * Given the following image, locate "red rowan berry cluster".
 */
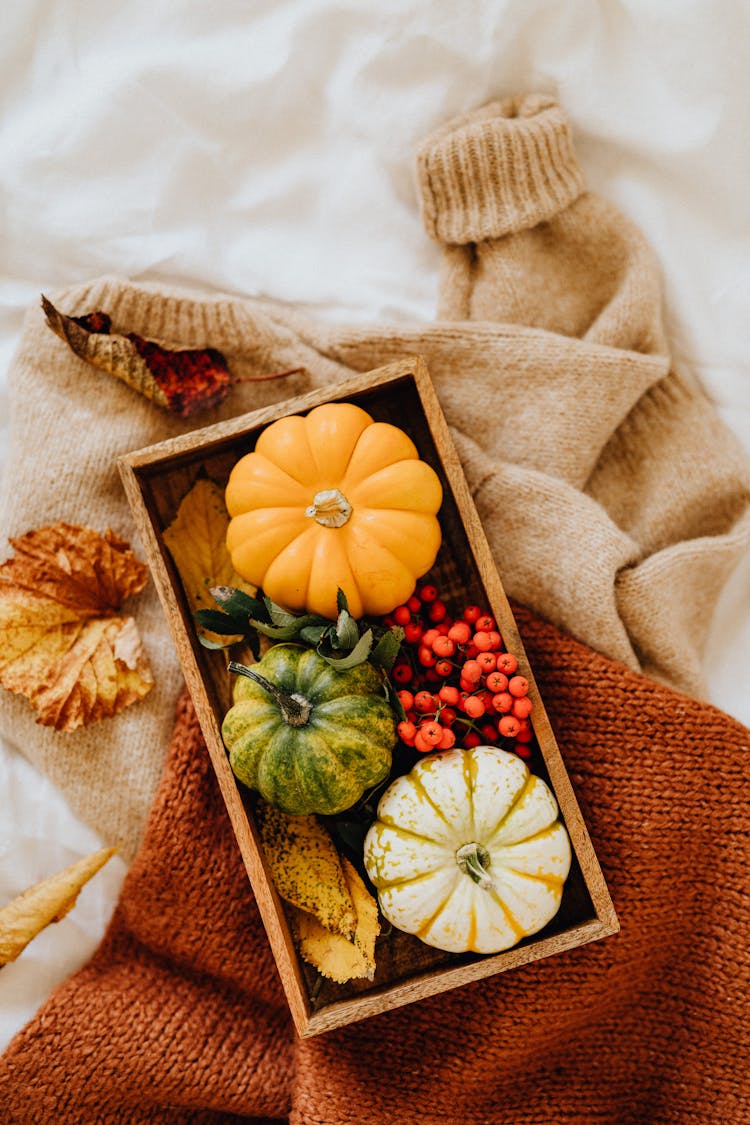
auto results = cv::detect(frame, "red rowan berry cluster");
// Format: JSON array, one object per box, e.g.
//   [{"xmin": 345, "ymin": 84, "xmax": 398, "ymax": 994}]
[{"xmin": 382, "ymin": 583, "xmax": 534, "ymax": 759}]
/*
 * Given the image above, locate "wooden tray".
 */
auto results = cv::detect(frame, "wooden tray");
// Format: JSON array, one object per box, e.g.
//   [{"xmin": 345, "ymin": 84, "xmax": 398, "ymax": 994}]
[{"xmin": 118, "ymin": 356, "xmax": 619, "ymax": 1037}]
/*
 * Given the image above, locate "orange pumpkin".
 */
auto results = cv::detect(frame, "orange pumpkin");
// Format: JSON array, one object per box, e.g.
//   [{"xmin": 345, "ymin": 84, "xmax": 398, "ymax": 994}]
[{"xmin": 225, "ymin": 403, "xmax": 442, "ymax": 620}]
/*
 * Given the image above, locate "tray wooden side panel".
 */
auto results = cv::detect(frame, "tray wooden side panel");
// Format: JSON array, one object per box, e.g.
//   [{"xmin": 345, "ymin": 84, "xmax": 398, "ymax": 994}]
[{"xmin": 119, "ymin": 356, "xmax": 618, "ymax": 1037}]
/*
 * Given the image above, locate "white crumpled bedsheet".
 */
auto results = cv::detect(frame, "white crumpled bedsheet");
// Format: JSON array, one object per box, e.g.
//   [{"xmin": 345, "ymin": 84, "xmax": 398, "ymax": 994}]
[{"xmin": 1, "ymin": 0, "xmax": 748, "ymax": 1050}]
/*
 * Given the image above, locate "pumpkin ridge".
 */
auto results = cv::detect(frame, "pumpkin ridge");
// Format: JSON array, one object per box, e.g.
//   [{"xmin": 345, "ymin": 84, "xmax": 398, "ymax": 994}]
[
  {"xmin": 409, "ymin": 770, "xmax": 455, "ymax": 832},
  {"xmin": 502, "ymin": 869, "xmax": 566, "ymax": 889},
  {"xmin": 486, "ymin": 887, "xmax": 527, "ymax": 942},
  {"xmin": 486, "ymin": 768, "xmax": 535, "ymax": 839},
  {"xmin": 490, "ymin": 823, "xmax": 564, "ymax": 852},
  {"xmin": 414, "ymin": 892, "xmax": 458, "ymax": 943},
  {"xmin": 374, "ymin": 818, "xmax": 450, "ymax": 850},
  {"xmin": 378, "ymin": 864, "xmax": 455, "ymax": 889}
]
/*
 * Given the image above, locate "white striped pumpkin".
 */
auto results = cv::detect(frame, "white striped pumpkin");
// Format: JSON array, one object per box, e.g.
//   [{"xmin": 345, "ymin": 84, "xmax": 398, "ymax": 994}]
[{"xmin": 363, "ymin": 745, "xmax": 571, "ymax": 954}]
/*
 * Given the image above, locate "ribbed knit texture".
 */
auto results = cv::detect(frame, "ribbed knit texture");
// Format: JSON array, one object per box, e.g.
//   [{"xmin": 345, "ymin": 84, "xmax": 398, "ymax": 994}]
[
  {"xmin": 0, "ymin": 93, "xmax": 748, "ymax": 866},
  {"xmin": 1, "ymin": 606, "xmax": 748, "ymax": 1124},
  {"xmin": 416, "ymin": 94, "xmax": 586, "ymax": 243}
]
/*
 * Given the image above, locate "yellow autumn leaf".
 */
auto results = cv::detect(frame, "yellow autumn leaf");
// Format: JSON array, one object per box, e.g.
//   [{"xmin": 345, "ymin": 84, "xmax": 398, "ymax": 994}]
[
  {"xmin": 163, "ymin": 478, "xmax": 254, "ymax": 641},
  {"xmin": 0, "ymin": 846, "xmax": 117, "ymax": 966},
  {"xmin": 0, "ymin": 524, "xmax": 153, "ymax": 731},
  {"xmin": 256, "ymin": 801, "xmax": 357, "ymax": 939},
  {"xmin": 293, "ymin": 857, "xmax": 380, "ymax": 984}
]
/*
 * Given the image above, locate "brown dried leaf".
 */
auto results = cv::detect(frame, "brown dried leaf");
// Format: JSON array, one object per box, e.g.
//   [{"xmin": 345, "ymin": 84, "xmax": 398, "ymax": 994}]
[
  {"xmin": 0, "ymin": 847, "xmax": 117, "ymax": 966},
  {"xmin": 42, "ymin": 296, "xmax": 231, "ymax": 417},
  {"xmin": 0, "ymin": 523, "xmax": 153, "ymax": 731},
  {"xmin": 163, "ymin": 479, "xmax": 254, "ymax": 643},
  {"xmin": 292, "ymin": 858, "xmax": 380, "ymax": 983}
]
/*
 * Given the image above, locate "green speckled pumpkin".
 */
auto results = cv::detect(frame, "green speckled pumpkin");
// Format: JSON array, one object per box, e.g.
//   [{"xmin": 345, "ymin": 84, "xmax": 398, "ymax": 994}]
[{"xmin": 222, "ymin": 644, "xmax": 396, "ymax": 816}]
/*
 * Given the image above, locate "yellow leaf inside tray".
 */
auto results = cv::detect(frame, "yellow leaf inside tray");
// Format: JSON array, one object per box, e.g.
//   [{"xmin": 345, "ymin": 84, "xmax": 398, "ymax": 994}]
[
  {"xmin": 256, "ymin": 801, "xmax": 357, "ymax": 939},
  {"xmin": 163, "ymin": 478, "xmax": 254, "ymax": 642},
  {"xmin": 293, "ymin": 857, "xmax": 380, "ymax": 984}
]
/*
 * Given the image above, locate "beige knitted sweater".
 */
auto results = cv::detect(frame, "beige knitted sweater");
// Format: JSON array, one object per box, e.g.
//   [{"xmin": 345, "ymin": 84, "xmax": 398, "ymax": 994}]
[{"xmin": 2, "ymin": 94, "xmax": 748, "ymax": 858}]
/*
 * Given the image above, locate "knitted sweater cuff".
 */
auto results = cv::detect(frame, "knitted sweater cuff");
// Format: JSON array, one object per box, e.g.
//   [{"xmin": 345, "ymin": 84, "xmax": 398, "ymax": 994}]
[{"xmin": 416, "ymin": 94, "xmax": 586, "ymax": 244}]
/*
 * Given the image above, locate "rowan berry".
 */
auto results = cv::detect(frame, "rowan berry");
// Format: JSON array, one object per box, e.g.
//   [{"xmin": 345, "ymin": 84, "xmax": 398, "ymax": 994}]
[
  {"xmin": 438, "ymin": 685, "xmax": 460, "ymax": 705},
  {"xmin": 473, "ymin": 631, "xmax": 493, "ymax": 652},
  {"xmin": 461, "ymin": 660, "xmax": 482, "ymax": 683},
  {"xmin": 498, "ymin": 715, "xmax": 521, "ymax": 738},
  {"xmin": 393, "ymin": 604, "xmax": 412, "ymax": 626},
  {"xmin": 432, "ymin": 635, "xmax": 456, "ymax": 658},
  {"xmin": 515, "ymin": 744, "xmax": 532, "ymax": 760},
  {"xmin": 463, "ymin": 605, "xmax": 482, "ymax": 624},
  {"xmin": 463, "ymin": 695, "xmax": 486, "ymax": 719},
  {"xmin": 485, "ymin": 671, "xmax": 508, "ymax": 694},
  {"xmin": 397, "ymin": 720, "xmax": 417, "ymax": 744},
  {"xmin": 476, "ymin": 614, "xmax": 495, "ymax": 632},
  {"xmin": 438, "ymin": 707, "xmax": 457, "ymax": 727},
  {"xmin": 447, "ymin": 621, "xmax": 472, "ymax": 645},
  {"xmin": 428, "ymin": 599, "xmax": 447, "ymax": 622},
  {"xmin": 496, "ymin": 652, "xmax": 519, "ymax": 675},
  {"xmin": 419, "ymin": 584, "xmax": 438, "ymax": 603},
  {"xmin": 463, "ymin": 643, "xmax": 479, "ymax": 661},
  {"xmin": 439, "ymin": 727, "xmax": 456, "ymax": 750},
  {"xmin": 397, "ymin": 690, "xmax": 414, "ymax": 711},
  {"xmin": 491, "ymin": 692, "xmax": 513, "ymax": 714},
  {"xmin": 392, "ymin": 662, "xmax": 413, "ymax": 684},
  {"xmin": 414, "ymin": 690, "xmax": 437, "ymax": 713},
  {"xmin": 515, "ymin": 719, "xmax": 533, "ymax": 743},
  {"xmin": 425, "ymin": 668, "xmax": 442, "ymax": 683},
  {"xmin": 421, "ymin": 628, "xmax": 440, "ymax": 648},
  {"xmin": 414, "ymin": 730, "xmax": 432, "ymax": 753},
  {"xmin": 487, "ymin": 631, "xmax": 502, "ymax": 650},
  {"xmin": 407, "ymin": 595, "xmax": 422, "ymax": 613},
  {"xmin": 463, "ymin": 732, "xmax": 482, "ymax": 749},
  {"xmin": 459, "ymin": 676, "xmax": 476, "ymax": 693},
  {"xmin": 403, "ymin": 622, "xmax": 423, "ymax": 645},
  {"xmin": 511, "ymin": 695, "xmax": 533, "ymax": 720},
  {"xmin": 476, "ymin": 651, "xmax": 496, "ymax": 673},
  {"xmin": 418, "ymin": 646, "xmax": 437, "ymax": 667},
  {"xmin": 508, "ymin": 675, "xmax": 529, "ymax": 698},
  {"xmin": 419, "ymin": 720, "xmax": 443, "ymax": 745},
  {"xmin": 434, "ymin": 659, "xmax": 453, "ymax": 678}
]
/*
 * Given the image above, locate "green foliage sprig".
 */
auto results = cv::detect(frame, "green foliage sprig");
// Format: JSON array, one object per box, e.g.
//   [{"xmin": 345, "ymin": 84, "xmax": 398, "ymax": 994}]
[{"xmin": 195, "ymin": 586, "xmax": 404, "ymax": 672}]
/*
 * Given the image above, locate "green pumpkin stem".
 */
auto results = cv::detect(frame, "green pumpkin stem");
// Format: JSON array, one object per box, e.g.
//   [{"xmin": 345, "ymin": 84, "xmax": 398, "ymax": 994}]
[
  {"xmin": 455, "ymin": 842, "xmax": 494, "ymax": 890},
  {"xmin": 228, "ymin": 661, "xmax": 313, "ymax": 727}
]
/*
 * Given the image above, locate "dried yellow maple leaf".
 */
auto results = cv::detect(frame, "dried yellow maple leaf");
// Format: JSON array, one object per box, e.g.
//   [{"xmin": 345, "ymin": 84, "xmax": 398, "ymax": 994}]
[
  {"xmin": 256, "ymin": 801, "xmax": 357, "ymax": 939},
  {"xmin": 0, "ymin": 846, "xmax": 117, "ymax": 966},
  {"xmin": 0, "ymin": 523, "xmax": 154, "ymax": 731},
  {"xmin": 163, "ymin": 478, "xmax": 254, "ymax": 644},
  {"xmin": 292, "ymin": 857, "xmax": 380, "ymax": 984}
]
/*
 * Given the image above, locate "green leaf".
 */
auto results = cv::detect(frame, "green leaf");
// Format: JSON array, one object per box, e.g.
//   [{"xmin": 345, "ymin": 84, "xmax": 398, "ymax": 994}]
[
  {"xmin": 195, "ymin": 609, "xmax": 248, "ymax": 635},
  {"xmin": 197, "ymin": 634, "xmax": 233, "ymax": 650},
  {"xmin": 384, "ymin": 675, "xmax": 407, "ymax": 721},
  {"xmin": 263, "ymin": 596, "xmax": 299, "ymax": 628},
  {"xmin": 209, "ymin": 586, "xmax": 267, "ymax": 621},
  {"xmin": 251, "ymin": 620, "xmax": 306, "ymax": 641},
  {"xmin": 335, "ymin": 609, "xmax": 360, "ymax": 650},
  {"xmin": 370, "ymin": 627, "xmax": 403, "ymax": 670},
  {"xmin": 336, "ymin": 587, "xmax": 349, "ymax": 615},
  {"xmin": 319, "ymin": 628, "xmax": 374, "ymax": 669},
  {"xmin": 299, "ymin": 624, "xmax": 327, "ymax": 644}
]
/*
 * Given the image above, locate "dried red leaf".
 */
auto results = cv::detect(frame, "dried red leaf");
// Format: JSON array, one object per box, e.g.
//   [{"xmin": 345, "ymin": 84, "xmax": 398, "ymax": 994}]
[{"xmin": 42, "ymin": 296, "xmax": 231, "ymax": 418}]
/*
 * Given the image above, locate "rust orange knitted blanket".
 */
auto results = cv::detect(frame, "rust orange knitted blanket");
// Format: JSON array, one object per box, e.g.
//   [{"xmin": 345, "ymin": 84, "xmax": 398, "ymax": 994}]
[{"xmin": 1, "ymin": 605, "xmax": 748, "ymax": 1124}]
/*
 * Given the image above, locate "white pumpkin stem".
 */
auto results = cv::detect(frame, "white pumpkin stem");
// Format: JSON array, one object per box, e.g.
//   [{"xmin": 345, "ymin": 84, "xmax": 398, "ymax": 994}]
[
  {"xmin": 228, "ymin": 662, "xmax": 312, "ymax": 727},
  {"xmin": 305, "ymin": 488, "xmax": 353, "ymax": 528},
  {"xmin": 456, "ymin": 843, "xmax": 494, "ymax": 890}
]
